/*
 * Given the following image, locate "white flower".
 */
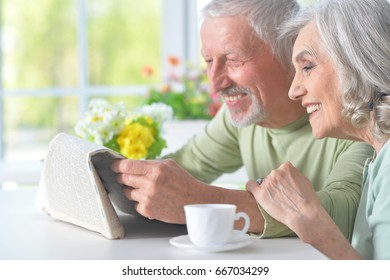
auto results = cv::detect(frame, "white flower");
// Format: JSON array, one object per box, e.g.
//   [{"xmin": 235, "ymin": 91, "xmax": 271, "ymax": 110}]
[
  {"xmin": 75, "ymin": 98, "xmax": 127, "ymax": 144},
  {"xmin": 137, "ymin": 102, "xmax": 173, "ymax": 125}
]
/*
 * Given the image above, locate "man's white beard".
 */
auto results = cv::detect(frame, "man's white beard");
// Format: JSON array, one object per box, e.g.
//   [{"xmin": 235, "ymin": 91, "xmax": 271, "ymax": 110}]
[{"xmin": 228, "ymin": 95, "xmax": 265, "ymax": 127}]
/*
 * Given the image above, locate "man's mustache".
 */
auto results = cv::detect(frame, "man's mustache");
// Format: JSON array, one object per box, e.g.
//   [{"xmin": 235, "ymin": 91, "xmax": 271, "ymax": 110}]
[{"xmin": 219, "ymin": 86, "xmax": 251, "ymax": 96}]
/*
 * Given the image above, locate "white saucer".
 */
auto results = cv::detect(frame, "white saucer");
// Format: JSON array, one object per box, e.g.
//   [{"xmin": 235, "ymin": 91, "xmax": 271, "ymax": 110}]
[{"xmin": 169, "ymin": 230, "xmax": 253, "ymax": 253}]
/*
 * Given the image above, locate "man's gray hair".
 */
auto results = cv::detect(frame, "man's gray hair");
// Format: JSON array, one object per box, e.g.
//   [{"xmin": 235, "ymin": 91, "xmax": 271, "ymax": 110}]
[
  {"xmin": 281, "ymin": 0, "xmax": 390, "ymax": 142},
  {"xmin": 200, "ymin": 0, "xmax": 300, "ymax": 73}
]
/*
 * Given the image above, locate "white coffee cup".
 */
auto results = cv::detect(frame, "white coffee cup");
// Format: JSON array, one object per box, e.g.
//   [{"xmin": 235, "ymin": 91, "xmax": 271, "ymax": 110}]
[{"xmin": 184, "ymin": 204, "xmax": 250, "ymax": 247}]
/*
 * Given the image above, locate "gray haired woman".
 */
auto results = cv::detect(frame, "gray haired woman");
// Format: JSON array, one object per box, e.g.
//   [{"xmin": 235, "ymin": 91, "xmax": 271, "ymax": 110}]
[{"xmin": 246, "ymin": 0, "xmax": 390, "ymax": 259}]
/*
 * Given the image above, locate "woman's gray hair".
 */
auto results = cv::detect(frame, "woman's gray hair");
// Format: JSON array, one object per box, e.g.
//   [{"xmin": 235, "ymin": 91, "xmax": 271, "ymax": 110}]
[
  {"xmin": 200, "ymin": 0, "xmax": 300, "ymax": 73},
  {"xmin": 280, "ymin": 0, "xmax": 390, "ymax": 142}
]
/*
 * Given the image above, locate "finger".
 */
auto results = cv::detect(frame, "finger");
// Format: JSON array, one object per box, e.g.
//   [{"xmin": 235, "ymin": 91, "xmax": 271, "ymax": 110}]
[
  {"xmin": 111, "ymin": 159, "xmax": 129, "ymax": 173},
  {"xmin": 111, "ymin": 159, "xmax": 150, "ymax": 175},
  {"xmin": 122, "ymin": 187, "xmax": 153, "ymax": 219},
  {"xmin": 131, "ymin": 201, "xmax": 144, "ymax": 217},
  {"xmin": 116, "ymin": 172, "xmax": 129, "ymax": 185},
  {"xmin": 123, "ymin": 186, "xmax": 150, "ymax": 203},
  {"xmin": 117, "ymin": 172, "xmax": 150, "ymax": 190},
  {"xmin": 246, "ymin": 179, "xmax": 261, "ymax": 194},
  {"xmin": 122, "ymin": 186, "xmax": 141, "ymax": 202}
]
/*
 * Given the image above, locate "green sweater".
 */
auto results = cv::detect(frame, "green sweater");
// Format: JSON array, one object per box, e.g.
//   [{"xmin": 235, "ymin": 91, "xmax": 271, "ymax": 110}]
[
  {"xmin": 167, "ymin": 105, "xmax": 373, "ymax": 239},
  {"xmin": 352, "ymin": 140, "xmax": 390, "ymax": 259}
]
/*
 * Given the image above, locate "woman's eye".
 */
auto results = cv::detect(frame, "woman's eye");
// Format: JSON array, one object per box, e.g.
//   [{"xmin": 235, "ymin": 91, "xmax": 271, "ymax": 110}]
[{"xmin": 302, "ymin": 63, "xmax": 315, "ymax": 72}]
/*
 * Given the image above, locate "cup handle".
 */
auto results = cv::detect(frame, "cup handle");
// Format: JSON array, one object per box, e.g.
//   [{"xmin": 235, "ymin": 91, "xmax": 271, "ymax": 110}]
[{"xmin": 235, "ymin": 212, "xmax": 250, "ymax": 234}]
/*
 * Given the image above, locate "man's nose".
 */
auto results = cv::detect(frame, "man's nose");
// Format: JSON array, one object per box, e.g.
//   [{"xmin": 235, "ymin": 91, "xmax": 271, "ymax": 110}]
[{"xmin": 208, "ymin": 63, "xmax": 232, "ymax": 94}]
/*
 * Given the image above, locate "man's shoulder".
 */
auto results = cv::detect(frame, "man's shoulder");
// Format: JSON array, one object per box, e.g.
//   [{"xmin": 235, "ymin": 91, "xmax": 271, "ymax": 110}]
[{"xmin": 318, "ymin": 137, "xmax": 373, "ymax": 160}]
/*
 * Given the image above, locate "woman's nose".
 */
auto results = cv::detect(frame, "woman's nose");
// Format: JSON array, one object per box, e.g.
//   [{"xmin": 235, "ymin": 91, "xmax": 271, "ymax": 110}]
[{"xmin": 288, "ymin": 75, "xmax": 306, "ymax": 101}]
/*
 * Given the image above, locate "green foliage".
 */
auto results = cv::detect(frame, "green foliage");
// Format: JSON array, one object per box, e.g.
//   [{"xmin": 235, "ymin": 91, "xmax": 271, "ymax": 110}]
[
  {"xmin": 4, "ymin": 0, "xmax": 77, "ymax": 89},
  {"xmin": 147, "ymin": 90, "xmax": 188, "ymax": 119},
  {"xmin": 145, "ymin": 61, "xmax": 222, "ymax": 120},
  {"xmin": 88, "ymin": 0, "xmax": 161, "ymax": 85},
  {"xmin": 3, "ymin": 0, "xmax": 161, "ymax": 130},
  {"xmin": 104, "ymin": 135, "xmax": 120, "ymax": 152}
]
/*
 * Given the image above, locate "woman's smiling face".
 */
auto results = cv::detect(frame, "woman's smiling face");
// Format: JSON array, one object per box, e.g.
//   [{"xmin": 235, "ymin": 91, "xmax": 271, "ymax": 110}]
[{"xmin": 288, "ymin": 22, "xmax": 354, "ymax": 140}]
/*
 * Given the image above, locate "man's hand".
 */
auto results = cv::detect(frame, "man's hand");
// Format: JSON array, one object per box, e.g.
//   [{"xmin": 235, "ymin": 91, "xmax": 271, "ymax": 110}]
[
  {"xmin": 112, "ymin": 158, "xmax": 265, "ymax": 232},
  {"xmin": 111, "ymin": 159, "xmax": 210, "ymax": 223}
]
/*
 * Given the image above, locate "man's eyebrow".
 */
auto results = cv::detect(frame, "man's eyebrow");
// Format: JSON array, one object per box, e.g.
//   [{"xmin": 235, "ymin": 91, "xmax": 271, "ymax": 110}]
[{"xmin": 200, "ymin": 49, "xmax": 239, "ymax": 58}]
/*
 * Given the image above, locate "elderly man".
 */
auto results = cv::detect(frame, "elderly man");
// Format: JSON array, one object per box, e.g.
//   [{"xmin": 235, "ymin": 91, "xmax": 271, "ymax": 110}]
[{"xmin": 112, "ymin": 0, "xmax": 372, "ymax": 239}]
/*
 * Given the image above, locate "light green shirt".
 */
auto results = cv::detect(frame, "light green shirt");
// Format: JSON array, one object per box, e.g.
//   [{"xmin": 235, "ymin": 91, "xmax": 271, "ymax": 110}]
[
  {"xmin": 167, "ymin": 105, "xmax": 373, "ymax": 239},
  {"xmin": 352, "ymin": 140, "xmax": 390, "ymax": 259}
]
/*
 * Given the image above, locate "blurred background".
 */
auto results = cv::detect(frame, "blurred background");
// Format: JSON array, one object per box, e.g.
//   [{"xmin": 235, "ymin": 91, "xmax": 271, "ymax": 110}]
[{"xmin": 0, "ymin": 0, "xmax": 318, "ymax": 187}]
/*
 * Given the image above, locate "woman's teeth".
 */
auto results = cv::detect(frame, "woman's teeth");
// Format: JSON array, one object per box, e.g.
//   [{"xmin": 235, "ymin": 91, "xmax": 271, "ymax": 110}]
[{"xmin": 307, "ymin": 104, "xmax": 322, "ymax": 114}]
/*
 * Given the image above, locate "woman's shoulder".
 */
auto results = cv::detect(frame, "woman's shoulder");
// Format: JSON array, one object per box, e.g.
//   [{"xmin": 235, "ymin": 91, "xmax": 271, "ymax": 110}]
[
  {"xmin": 375, "ymin": 140, "xmax": 390, "ymax": 165},
  {"xmin": 368, "ymin": 140, "xmax": 390, "ymax": 193}
]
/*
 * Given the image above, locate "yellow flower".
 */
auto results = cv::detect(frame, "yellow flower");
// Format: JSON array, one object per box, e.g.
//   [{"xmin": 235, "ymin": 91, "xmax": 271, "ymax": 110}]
[
  {"xmin": 143, "ymin": 115, "xmax": 153, "ymax": 125},
  {"xmin": 117, "ymin": 122, "xmax": 155, "ymax": 159},
  {"xmin": 90, "ymin": 115, "xmax": 103, "ymax": 122},
  {"xmin": 75, "ymin": 99, "xmax": 170, "ymax": 159},
  {"xmin": 120, "ymin": 141, "xmax": 148, "ymax": 160}
]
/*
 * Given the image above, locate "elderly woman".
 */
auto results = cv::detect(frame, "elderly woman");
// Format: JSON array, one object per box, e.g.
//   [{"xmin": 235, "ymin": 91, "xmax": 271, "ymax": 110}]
[{"xmin": 246, "ymin": 0, "xmax": 390, "ymax": 259}]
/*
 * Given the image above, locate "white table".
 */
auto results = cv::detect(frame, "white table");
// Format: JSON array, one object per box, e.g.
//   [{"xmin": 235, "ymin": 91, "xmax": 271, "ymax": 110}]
[{"xmin": 0, "ymin": 188, "xmax": 327, "ymax": 260}]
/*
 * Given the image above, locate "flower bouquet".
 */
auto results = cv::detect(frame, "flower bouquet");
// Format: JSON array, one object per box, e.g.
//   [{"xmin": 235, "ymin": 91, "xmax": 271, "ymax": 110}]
[
  {"xmin": 75, "ymin": 98, "xmax": 173, "ymax": 159},
  {"xmin": 144, "ymin": 56, "xmax": 222, "ymax": 120}
]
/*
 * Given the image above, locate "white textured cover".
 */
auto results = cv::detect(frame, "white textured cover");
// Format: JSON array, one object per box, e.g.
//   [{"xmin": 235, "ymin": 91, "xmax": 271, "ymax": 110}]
[{"xmin": 36, "ymin": 132, "xmax": 137, "ymax": 239}]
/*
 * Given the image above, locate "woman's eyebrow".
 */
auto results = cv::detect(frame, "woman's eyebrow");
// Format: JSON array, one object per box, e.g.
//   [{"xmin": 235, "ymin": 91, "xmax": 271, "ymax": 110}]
[{"xmin": 294, "ymin": 50, "xmax": 312, "ymax": 63}]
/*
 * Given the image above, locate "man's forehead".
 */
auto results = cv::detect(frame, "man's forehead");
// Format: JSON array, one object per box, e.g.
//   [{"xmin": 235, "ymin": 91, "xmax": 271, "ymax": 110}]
[{"xmin": 201, "ymin": 19, "xmax": 264, "ymax": 52}]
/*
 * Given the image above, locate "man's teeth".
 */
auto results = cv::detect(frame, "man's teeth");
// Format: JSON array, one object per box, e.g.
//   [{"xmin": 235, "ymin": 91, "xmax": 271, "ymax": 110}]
[
  {"xmin": 307, "ymin": 104, "xmax": 322, "ymax": 114},
  {"xmin": 224, "ymin": 94, "xmax": 245, "ymax": 102}
]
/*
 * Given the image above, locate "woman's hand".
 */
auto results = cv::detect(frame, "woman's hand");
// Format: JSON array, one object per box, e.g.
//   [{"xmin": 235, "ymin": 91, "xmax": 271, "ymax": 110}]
[
  {"xmin": 246, "ymin": 162, "xmax": 326, "ymax": 241},
  {"xmin": 246, "ymin": 161, "xmax": 361, "ymax": 259}
]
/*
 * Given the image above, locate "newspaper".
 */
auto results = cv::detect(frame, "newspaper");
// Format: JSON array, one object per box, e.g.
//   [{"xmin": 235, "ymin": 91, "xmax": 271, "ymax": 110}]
[{"xmin": 36, "ymin": 132, "xmax": 138, "ymax": 239}]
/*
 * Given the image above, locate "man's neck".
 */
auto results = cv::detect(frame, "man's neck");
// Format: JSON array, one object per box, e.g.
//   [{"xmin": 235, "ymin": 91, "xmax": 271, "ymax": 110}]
[{"xmin": 256, "ymin": 107, "xmax": 307, "ymax": 129}]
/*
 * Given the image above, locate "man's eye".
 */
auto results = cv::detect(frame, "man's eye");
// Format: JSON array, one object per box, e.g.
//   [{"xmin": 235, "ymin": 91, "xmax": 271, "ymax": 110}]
[
  {"xmin": 204, "ymin": 59, "xmax": 212, "ymax": 65},
  {"xmin": 228, "ymin": 60, "xmax": 243, "ymax": 67}
]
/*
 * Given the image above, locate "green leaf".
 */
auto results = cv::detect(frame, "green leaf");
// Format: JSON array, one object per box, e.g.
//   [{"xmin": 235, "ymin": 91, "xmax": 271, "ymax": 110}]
[{"xmin": 104, "ymin": 135, "xmax": 120, "ymax": 153}]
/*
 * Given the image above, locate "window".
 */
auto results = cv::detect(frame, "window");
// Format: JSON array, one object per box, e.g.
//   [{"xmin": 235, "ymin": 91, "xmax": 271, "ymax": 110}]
[
  {"xmin": 0, "ymin": 0, "xmax": 319, "ymax": 186},
  {"xmin": 0, "ymin": 0, "xmax": 201, "ymax": 185}
]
